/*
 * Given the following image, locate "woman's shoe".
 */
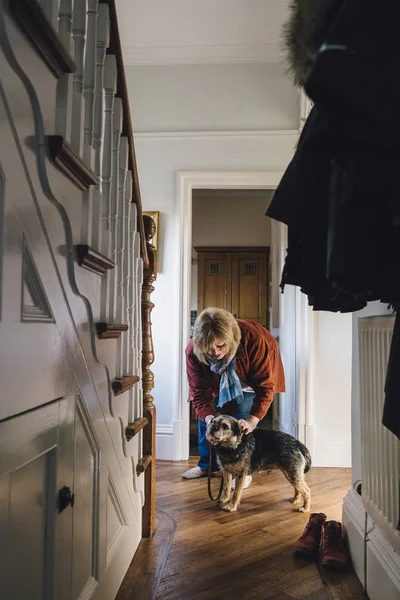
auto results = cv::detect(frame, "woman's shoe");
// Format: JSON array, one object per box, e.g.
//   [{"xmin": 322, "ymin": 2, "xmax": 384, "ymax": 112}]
[
  {"xmin": 182, "ymin": 466, "xmax": 219, "ymax": 479},
  {"xmin": 182, "ymin": 466, "xmax": 207, "ymax": 478}
]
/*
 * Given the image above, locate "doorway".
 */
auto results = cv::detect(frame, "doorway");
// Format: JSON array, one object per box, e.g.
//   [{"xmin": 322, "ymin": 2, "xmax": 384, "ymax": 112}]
[
  {"xmin": 189, "ymin": 190, "xmax": 274, "ymax": 457},
  {"xmin": 175, "ymin": 170, "xmax": 289, "ymax": 462}
]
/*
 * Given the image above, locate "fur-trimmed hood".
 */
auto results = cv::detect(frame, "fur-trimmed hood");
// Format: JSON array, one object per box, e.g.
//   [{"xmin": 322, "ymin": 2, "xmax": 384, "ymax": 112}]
[{"xmin": 283, "ymin": 0, "xmax": 339, "ymax": 87}]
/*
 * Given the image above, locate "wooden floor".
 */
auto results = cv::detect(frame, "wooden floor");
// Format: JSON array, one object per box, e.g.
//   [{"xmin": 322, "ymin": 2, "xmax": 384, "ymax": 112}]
[{"xmin": 117, "ymin": 459, "xmax": 368, "ymax": 600}]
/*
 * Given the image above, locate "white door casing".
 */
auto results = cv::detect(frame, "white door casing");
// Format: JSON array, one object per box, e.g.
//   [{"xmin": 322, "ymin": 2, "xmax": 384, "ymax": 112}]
[{"xmin": 175, "ymin": 170, "xmax": 301, "ymax": 460}]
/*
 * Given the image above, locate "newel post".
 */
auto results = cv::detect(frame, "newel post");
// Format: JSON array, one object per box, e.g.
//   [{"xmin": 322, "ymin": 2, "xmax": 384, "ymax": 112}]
[{"xmin": 141, "ymin": 214, "xmax": 157, "ymax": 537}]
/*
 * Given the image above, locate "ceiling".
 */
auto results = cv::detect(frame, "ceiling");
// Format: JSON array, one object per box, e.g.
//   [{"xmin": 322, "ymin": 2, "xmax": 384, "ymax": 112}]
[{"xmin": 117, "ymin": 0, "xmax": 291, "ymax": 65}]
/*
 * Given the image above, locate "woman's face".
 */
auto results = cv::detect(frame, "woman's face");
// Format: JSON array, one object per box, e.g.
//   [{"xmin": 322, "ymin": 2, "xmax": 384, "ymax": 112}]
[{"xmin": 208, "ymin": 338, "xmax": 228, "ymax": 361}]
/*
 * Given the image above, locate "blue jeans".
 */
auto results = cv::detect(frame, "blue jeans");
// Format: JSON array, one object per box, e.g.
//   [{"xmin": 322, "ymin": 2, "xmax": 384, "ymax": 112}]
[{"xmin": 197, "ymin": 392, "xmax": 255, "ymax": 471}]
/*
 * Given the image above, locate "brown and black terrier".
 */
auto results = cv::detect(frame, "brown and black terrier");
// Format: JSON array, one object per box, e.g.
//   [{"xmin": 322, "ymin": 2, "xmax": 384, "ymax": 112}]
[{"xmin": 206, "ymin": 414, "xmax": 312, "ymax": 513}]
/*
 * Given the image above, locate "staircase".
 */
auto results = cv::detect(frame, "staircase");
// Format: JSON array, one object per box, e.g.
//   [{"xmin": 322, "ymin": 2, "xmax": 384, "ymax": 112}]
[{"xmin": 0, "ymin": 0, "xmax": 156, "ymax": 598}]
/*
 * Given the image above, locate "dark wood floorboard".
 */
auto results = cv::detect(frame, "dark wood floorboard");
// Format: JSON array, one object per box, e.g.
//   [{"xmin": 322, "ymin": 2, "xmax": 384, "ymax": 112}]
[{"xmin": 117, "ymin": 459, "xmax": 369, "ymax": 600}]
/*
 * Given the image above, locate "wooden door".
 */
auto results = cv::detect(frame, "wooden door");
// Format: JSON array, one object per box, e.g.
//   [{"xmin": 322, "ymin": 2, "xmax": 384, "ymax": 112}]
[
  {"xmin": 197, "ymin": 251, "xmax": 232, "ymax": 313},
  {"xmin": 0, "ymin": 399, "xmax": 74, "ymax": 600},
  {"xmin": 196, "ymin": 248, "xmax": 270, "ymax": 326},
  {"xmin": 232, "ymin": 251, "xmax": 268, "ymax": 326}
]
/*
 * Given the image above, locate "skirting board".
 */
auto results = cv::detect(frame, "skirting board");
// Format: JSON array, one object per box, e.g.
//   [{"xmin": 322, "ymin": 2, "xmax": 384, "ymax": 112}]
[
  {"xmin": 156, "ymin": 424, "xmax": 173, "ymax": 460},
  {"xmin": 343, "ymin": 487, "xmax": 400, "ymax": 600},
  {"xmin": 156, "ymin": 422, "xmax": 187, "ymax": 461}
]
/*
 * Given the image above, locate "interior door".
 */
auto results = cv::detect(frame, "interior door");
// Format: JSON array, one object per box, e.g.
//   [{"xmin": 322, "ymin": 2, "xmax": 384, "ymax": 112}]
[
  {"xmin": 231, "ymin": 250, "xmax": 269, "ymax": 326},
  {"xmin": 196, "ymin": 248, "xmax": 269, "ymax": 326},
  {"xmin": 197, "ymin": 251, "xmax": 232, "ymax": 313},
  {"xmin": 0, "ymin": 398, "xmax": 74, "ymax": 600}
]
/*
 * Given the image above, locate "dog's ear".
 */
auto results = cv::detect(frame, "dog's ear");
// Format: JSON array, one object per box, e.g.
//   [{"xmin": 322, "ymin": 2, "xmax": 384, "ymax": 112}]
[{"xmin": 232, "ymin": 419, "xmax": 242, "ymax": 438}]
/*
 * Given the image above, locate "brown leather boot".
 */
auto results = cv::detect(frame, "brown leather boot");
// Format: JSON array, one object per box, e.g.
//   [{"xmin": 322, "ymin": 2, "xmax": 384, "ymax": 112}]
[
  {"xmin": 294, "ymin": 513, "xmax": 326, "ymax": 555},
  {"xmin": 321, "ymin": 520, "xmax": 349, "ymax": 567}
]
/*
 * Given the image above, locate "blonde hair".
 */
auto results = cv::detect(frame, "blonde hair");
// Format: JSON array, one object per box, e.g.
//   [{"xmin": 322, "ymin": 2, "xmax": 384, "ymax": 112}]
[{"xmin": 193, "ymin": 307, "xmax": 241, "ymax": 364}]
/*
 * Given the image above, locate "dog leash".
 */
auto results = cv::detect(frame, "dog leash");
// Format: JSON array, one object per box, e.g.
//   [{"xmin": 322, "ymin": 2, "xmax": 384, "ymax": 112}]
[{"xmin": 207, "ymin": 441, "xmax": 224, "ymax": 502}]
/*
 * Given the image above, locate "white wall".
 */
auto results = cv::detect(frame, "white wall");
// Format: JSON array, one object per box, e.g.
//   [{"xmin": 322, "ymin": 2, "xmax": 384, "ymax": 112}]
[
  {"xmin": 192, "ymin": 192, "xmax": 272, "ymax": 248},
  {"xmin": 191, "ymin": 191, "xmax": 273, "ymax": 312},
  {"xmin": 132, "ymin": 132, "xmax": 298, "ymax": 432},
  {"xmin": 126, "ymin": 63, "xmax": 351, "ymax": 467},
  {"xmin": 125, "ymin": 56, "xmax": 299, "ymax": 443},
  {"xmin": 311, "ymin": 312, "xmax": 352, "ymax": 467},
  {"xmin": 128, "ymin": 64, "xmax": 299, "ymax": 132}
]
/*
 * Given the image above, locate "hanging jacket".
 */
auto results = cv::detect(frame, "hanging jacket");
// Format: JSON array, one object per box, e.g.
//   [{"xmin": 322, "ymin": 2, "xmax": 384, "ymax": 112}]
[
  {"xmin": 267, "ymin": 0, "xmax": 400, "ymax": 438},
  {"xmin": 268, "ymin": 0, "xmax": 400, "ymax": 310}
]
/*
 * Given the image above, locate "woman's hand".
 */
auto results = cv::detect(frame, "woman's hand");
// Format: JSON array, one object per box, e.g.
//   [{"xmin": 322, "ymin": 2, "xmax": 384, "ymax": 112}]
[{"xmin": 238, "ymin": 415, "xmax": 259, "ymax": 435}]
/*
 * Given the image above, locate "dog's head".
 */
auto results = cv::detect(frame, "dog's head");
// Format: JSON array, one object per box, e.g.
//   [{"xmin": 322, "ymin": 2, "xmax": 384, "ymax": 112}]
[{"xmin": 206, "ymin": 414, "xmax": 243, "ymax": 448}]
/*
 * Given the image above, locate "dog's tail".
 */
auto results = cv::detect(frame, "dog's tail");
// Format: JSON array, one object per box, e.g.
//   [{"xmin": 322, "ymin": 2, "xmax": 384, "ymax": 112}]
[{"xmin": 300, "ymin": 442, "xmax": 312, "ymax": 473}]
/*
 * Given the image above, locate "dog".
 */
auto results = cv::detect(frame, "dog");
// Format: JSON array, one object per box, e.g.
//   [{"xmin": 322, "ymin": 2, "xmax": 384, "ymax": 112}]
[{"xmin": 206, "ymin": 414, "xmax": 312, "ymax": 513}]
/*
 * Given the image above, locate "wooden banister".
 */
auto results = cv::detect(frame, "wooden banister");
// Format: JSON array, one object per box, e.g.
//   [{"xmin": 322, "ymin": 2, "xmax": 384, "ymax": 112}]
[{"xmin": 141, "ymin": 215, "xmax": 157, "ymax": 538}]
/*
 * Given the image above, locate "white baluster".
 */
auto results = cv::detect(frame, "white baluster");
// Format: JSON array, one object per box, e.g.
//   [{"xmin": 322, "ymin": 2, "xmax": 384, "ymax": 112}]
[
  {"xmin": 56, "ymin": 0, "xmax": 74, "ymax": 139},
  {"xmin": 100, "ymin": 54, "xmax": 117, "ymax": 320},
  {"xmin": 83, "ymin": 0, "xmax": 99, "ymax": 155},
  {"xmin": 122, "ymin": 172, "xmax": 133, "ymax": 378},
  {"xmin": 115, "ymin": 138, "xmax": 128, "ymax": 379},
  {"xmin": 108, "ymin": 98, "xmax": 123, "ymax": 323},
  {"xmin": 91, "ymin": 3, "xmax": 110, "ymax": 251},
  {"xmin": 128, "ymin": 207, "xmax": 138, "ymax": 378},
  {"xmin": 71, "ymin": 0, "xmax": 88, "ymax": 154},
  {"xmin": 126, "ymin": 204, "xmax": 137, "ymax": 426},
  {"xmin": 135, "ymin": 234, "xmax": 143, "ymax": 370},
  {"xmin": 116, "ymin": 139, "xmax": 129, "ymax": 314},
  {"xmin": 81, "ymin": 0, "xmax": 99, "ymax": 244}
]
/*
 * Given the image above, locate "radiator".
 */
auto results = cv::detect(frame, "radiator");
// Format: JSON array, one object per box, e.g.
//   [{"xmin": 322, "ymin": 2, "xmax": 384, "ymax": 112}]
[{"xmin": 358, "ymin": 315, "xmax": 400, "ymax": 552}]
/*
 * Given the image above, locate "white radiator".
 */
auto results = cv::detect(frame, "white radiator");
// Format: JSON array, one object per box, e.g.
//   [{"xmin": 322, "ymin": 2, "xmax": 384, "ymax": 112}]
[{"xmin": 358, "ymin": 315, "xmax": 400, "ymax": 552}]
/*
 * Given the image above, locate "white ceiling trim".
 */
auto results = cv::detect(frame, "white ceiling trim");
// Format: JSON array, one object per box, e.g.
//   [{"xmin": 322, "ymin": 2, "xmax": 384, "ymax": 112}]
[
  {"xmin": 123, "ymin": 43, "xmax": 283, "ymax": 65},
  {"xmin": 134, "ymin": 129, "xmax": 299, "ymax": 139}
]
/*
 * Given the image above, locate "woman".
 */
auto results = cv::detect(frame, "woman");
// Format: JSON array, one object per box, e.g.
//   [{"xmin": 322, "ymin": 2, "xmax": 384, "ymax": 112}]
[{"xmin": 182, "ymin": 307, "xmax": 285, "ymax": 485}]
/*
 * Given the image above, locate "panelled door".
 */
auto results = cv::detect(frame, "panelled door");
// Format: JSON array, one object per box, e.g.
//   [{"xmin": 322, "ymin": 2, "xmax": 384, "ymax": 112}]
[
  {"xmin": 197, "ymin": 250, "xmax": 233, "ymax": 312},
  {"xmin": 231, "ymin": 250, "xmax": 268, "ymax": 326},
  {"xmin": 0, "ymin": 399, "xmax": 74, "ymax": 600},
  {"xmin": 196, "ymin": 247, "xmax": 270, "ymax": 327}
]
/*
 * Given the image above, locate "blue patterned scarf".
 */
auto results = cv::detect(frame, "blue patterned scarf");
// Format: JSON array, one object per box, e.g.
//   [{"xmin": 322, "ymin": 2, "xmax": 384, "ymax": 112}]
[{"xmin": 207, "ymin": 355, "xmax": 244, "ymax": 408}]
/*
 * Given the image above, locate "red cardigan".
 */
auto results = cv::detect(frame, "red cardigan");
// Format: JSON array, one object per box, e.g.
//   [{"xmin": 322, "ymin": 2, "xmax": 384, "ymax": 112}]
[{"xmin": 186, "ymin": 319, "xmax": 285, "ymax": 422}]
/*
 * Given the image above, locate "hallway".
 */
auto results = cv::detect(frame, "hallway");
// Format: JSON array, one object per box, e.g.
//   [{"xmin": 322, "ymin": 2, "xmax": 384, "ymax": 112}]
[{"xmin": 118, "ymin": 460, "xmax": 367, "ymax": 599}]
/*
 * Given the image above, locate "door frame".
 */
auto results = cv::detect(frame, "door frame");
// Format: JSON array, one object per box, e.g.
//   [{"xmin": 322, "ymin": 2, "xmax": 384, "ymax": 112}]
[{"xmin": 175, "ymin": 170, "xmax": 293, "ymax": 460}]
